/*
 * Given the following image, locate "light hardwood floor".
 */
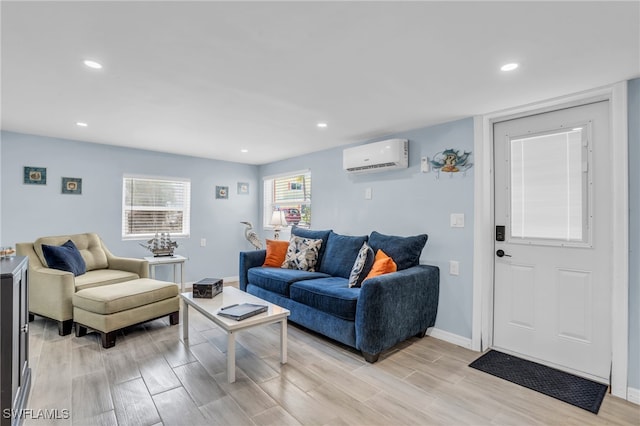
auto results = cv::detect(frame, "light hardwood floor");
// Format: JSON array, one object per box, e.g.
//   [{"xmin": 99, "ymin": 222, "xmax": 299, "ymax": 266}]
[{"xmin": 24, "ymin": 307, "xmax": 639, "ymax": 425}]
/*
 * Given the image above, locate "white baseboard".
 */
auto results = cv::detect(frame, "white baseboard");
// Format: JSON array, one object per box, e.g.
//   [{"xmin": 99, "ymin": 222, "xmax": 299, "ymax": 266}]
[
  {"xmin": 427, "ymin": 327, "xmax": 473, "ymax": 350},
  {"xmin": 628, "ymin": 387, "xmax": 640, "ymax": 405}
]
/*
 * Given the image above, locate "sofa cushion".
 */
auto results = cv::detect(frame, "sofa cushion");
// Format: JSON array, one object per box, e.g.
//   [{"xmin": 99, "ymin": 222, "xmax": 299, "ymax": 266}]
[
  {"xmin": 368, "ymin": 231, "xmax": 428, "ymax": 270},
  {"xmin": 35, "ymin": 233, "xmax": 108, "ymax": 271},
  {"xmin": 364, "ymin": 249, "xmax": 397, "ymax": 280},
  {"xmin": 348, "ymin": 242, "xmax": 374, "ymax": 288},
  {"xmin": 74, "ymin": 269, "xmax": 141, "ymax": 291},
  {"xmin": 282, "ymin": 236, "xmax": 323, "ymax": 272},
  {"xmin": 262, "ymin": 239, "xmax": 289, "ymax": 267},
  {"xmin": 319, "ymin": 232, "xmax": 368, "ymax": 279},
  {"xmin": 291, "ymin": 227, "xmax": 332, "ymax": 269},
  {"xmin": 248, "ymin": 267, "xmax": 330, "ymax": 296},
  {"xmin": 290, "ymin": 277, "xmax": 360, "ymax": 321},
  {"xmin": 42, "ymin": 240, "xmax": 87, "ymax": 276}
]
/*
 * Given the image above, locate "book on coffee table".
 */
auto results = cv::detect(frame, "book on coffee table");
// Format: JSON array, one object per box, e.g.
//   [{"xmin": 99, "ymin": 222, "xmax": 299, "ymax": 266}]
[{"xmin": 217, "ymin": 303, "xmax": 268, "ymax": 321}]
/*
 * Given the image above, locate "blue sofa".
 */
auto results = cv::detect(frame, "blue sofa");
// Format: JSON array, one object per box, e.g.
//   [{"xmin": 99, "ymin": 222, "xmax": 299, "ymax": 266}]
[{"xmin": 239, "ymin": 228, "xmax": 440, "ymax": 362}]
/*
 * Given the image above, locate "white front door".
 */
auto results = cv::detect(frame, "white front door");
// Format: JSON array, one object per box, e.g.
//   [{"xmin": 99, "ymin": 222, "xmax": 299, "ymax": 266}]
[{"xmin": 493, "ymin": 101, "xmax": 612, "ymax": 383}]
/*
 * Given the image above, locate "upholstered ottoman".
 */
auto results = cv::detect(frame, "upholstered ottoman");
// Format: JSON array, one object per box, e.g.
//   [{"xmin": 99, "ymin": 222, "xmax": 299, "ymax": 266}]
[{"xmin": 73, "ymin": 278, "xmax": 180, "ymax": 348}]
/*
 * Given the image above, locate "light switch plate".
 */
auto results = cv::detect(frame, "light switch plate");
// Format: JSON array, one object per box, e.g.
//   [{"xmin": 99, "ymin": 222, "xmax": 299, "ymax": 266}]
[
  {"xmin": 421, "ymin": 157, "xmax": 429, "ymax": 173},
  {"xmin": 449, "ymin": 260, "xmax": 460, "ymax": 276},
  {"xmin": 365, "ymin": 188, "xmax": 372, "ymax": 200},
  {"xmin": 450, "ymin": 213, "xmax": 465, "ymax": 228}
]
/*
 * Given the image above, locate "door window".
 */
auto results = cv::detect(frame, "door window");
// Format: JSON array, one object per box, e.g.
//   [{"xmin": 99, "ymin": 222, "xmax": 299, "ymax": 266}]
[{"xmin": 508, "ymin": 126, "xmax": 591, "ymax": 246}]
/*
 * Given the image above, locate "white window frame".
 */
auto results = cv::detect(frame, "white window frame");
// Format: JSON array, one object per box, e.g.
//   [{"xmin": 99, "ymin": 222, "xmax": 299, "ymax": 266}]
[
  {"xmin": 122, "ymin": 174, "xmax": 191, "ymax": 240},
  {"xmin": 263, "ymin": 169, "xmax": 311, "ymax": 229}
]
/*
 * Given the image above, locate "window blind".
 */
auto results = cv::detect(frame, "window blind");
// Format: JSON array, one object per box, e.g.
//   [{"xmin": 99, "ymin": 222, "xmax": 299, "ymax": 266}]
[
  {"xmin": 263, "ymin": 171, "xmax": 311, "ymax": 227},
  {"xmin": 122, "ymin": 176, "xmax": 191, "ymax": 239}
]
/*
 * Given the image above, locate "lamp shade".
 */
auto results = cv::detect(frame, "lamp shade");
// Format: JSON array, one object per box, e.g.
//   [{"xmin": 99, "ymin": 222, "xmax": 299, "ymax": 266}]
[{"xmin": 270, "ymin": 210, "xmax": 287, "ymax": 227}]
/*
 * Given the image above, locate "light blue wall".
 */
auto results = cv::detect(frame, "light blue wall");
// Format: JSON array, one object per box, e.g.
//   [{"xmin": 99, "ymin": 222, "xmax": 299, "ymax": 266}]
[
  {"xmin": 628, "ymin": 78, "xmax": 639, "ymax": 390},
  {"xmin": 259, "ymin": 118, "xmax": 475, "ymax": 338},
  {"xmin": 2, "ymin": 83, "xmax": 638, "ymax": 388},
  {"xmin": 0, "ymin": 131, "xmax": 260, "ymax": 282}
]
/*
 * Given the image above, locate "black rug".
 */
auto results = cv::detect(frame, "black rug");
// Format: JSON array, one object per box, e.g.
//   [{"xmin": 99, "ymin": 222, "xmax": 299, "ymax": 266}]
[{"xmin": 469, "ymin": 350, "xmax": 607, "ymax": 414}]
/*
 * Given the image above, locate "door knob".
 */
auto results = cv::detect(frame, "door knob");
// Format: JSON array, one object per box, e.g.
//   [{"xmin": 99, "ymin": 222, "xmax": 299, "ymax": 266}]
[{"xmin": 496, "ymin": 249, "xmax": 511, "ymax": 258}]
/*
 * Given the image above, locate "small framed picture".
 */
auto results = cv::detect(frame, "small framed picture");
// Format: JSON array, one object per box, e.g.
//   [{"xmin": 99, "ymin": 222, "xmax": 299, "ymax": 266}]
[
  {"xmin": 216, "ymin": 186, "xmax": 229, "ymax": 199},
  {"xmin": 237, "ymin": 182, "xmax": 249, "ymax": 195},
  {"xmin": 62, "ymin": 177, "xmax": 82, "ymax": 194},
  {"xmin": 24, "ymin": 166, "xmax": 47, "ymax": 185}
]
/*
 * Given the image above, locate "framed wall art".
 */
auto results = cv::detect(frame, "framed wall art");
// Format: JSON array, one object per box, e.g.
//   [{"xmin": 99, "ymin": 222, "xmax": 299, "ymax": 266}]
[
  {"xmin": 237, "ymin": 182, "xmax": 249, "ymax": 195},
  {"xmin": 61, "ymin": 177, "xmax": 82, "ymax": 194},
  {"xmin": 24, "ymin": 166, "xmax": 47, "ymax": 185},
  {"xmin": 216, "ymin": 186, "xmax": 229, "ymax": 199}
]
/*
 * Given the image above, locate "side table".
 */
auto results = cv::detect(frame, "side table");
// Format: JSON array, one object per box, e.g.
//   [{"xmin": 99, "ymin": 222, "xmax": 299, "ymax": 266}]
[{"xmin": 144, "ymin": 255, "xmax": 187, "ymax": 292}]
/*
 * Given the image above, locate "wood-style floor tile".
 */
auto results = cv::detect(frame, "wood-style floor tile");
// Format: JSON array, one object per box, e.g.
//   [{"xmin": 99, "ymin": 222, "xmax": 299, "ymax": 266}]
[{"xmin": 23, "ymin": 289, "xmax": 640, "ymax": 426}]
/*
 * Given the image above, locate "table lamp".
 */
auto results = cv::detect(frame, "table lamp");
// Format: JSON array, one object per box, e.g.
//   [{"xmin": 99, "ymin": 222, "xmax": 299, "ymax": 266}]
[{"xmin": 270, "ymin": 211, "xmax": 287, "ymax": 240}]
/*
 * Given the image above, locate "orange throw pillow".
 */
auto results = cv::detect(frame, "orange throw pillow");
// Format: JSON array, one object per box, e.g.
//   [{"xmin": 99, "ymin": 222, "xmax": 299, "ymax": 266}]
[
  {"xmin": 364, "ymin": 249, "xmax": 397, "ymax": 280},
  {"xmin": 262, "ymin": 239, "xmax": 290, "ymax": 267}
]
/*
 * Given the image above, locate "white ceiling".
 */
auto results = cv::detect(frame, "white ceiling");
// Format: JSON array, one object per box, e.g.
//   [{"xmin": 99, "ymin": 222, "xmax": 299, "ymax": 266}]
[{"xmin": 2, "ymin": 1, "xmax": 638, "ymax": 165}]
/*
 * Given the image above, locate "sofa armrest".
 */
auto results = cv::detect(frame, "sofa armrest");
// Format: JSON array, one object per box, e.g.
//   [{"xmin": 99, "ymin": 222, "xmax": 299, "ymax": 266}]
[
  {"xmin": 355, "ymin": 264, "xmax": 439, "ymax": 356},
  {"xmin": 29, "ymin": 266, "xmax": 76, "ymax": 322},
  {"xmin": 239, "ymin": 250, "xmax": 266, "ymax": 291},
  {"xmin": 107, "ymin": 256, "xmax": 149, "ymax": 278}
]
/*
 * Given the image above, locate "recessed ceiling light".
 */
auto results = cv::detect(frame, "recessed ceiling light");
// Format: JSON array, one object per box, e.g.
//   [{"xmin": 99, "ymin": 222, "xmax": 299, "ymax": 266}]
[
  {"xmin": 500, "ymin": 63, "xmax": 519, "ymax": 72},
  {"xmin": 240, "ymin": 149, "xmax": 248, "ymax": 153},
  {"xmin": 317, "ymin": 122, "xmax": 328, "ymax": 128},
  {"xmin": 83, "ymin": 60, "xmax": 103, "ymax": 69},
  {"xmin": 76, "ymin": 122, "xmax": 88, "ymax": 127}
]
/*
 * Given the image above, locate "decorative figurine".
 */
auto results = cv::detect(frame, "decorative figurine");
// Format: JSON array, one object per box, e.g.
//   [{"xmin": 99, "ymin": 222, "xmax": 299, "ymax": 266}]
[
  {"xmin": 140, "ymin": 232, "xmax": 178, "ymax": 257},
  {"xmin": 240, "ymin": 221, "xmax": 263, "ymax": 250}
]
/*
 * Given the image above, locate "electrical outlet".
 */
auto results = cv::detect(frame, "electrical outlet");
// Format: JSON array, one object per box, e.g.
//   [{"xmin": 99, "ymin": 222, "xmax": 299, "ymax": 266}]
[
  {"xmin": 449, "ymin": 260, "xmax": 460, "ymax": 276},
  {"xmin": 200, "ymin": 238, "xmax": 206, "ymax": 247}
]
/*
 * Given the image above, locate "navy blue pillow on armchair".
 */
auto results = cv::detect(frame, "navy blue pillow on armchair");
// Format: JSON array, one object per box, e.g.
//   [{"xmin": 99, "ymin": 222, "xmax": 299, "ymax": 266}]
[{"xmin": 42, "ymin": 240, "xmax": 87, "ymax": 276}]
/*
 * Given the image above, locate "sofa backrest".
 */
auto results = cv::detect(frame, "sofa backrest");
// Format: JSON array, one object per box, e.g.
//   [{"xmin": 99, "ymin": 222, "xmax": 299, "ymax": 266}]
[{"xmin": 33, "ymin": 233, "xmax": 108, "ymax": 271}]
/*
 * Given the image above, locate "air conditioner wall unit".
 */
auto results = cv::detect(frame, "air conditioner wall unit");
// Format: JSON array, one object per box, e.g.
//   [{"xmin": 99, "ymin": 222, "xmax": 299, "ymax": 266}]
[{"xmin": 343, "ymin": 139, "xmax": 409, "ymax": 174}]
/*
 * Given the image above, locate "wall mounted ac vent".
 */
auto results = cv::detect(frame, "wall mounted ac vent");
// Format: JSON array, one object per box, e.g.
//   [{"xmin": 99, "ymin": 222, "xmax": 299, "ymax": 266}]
[{"xmin": 343, "ymin": 139, "xmax": 408, "ymax": 174}]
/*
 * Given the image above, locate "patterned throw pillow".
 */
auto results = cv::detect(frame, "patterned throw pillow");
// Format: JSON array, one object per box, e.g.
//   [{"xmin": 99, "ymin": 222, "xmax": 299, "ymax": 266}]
[
  {"xmin": 281, "ymin": 236, "xmax": 323, "ymax": 272},
  {"xmin": 348, "ymin": 242, "xmax": 374, "ymax": 288}
]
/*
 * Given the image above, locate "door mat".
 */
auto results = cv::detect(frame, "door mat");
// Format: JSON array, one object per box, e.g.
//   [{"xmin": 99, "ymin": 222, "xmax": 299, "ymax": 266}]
[{"xmin": 469, "ymin": 350, "xmax": 607, "ymax": 414}]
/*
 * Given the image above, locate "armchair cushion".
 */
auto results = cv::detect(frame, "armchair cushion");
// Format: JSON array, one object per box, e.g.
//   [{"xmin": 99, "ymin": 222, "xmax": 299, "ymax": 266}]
[
  {"xmin": 42, "ymin": 240, "xmax": 87, "ymax": 276},
  {"xmin": 34, "ymin": 233, "xmax": 108, "ymax": 271}
]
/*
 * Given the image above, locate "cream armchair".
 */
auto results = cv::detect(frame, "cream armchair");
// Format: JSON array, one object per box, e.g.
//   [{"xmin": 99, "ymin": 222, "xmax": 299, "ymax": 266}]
[{"xmin": 16, "ymin": 233, "xmax": 148, "ymax": 335}]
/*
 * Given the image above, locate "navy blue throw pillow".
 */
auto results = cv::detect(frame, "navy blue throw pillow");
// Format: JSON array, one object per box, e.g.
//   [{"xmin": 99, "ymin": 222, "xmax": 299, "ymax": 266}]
[
  {"xmin": 319, "ymin": 232, "xmax": 369, "ymax": 278},
  {"xmin": 42, "ymin": 240, "xmax": 87, "ymax": 276},
  {"xmin": 368, "ymin": 231, "xmax": 428, "ymax": 271}
]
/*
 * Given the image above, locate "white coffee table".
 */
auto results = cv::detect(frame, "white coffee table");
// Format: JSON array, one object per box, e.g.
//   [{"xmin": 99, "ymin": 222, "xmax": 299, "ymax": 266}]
[{"xmin": 180, "ymin": 287, "xmax": 290, "ymax": 383}]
